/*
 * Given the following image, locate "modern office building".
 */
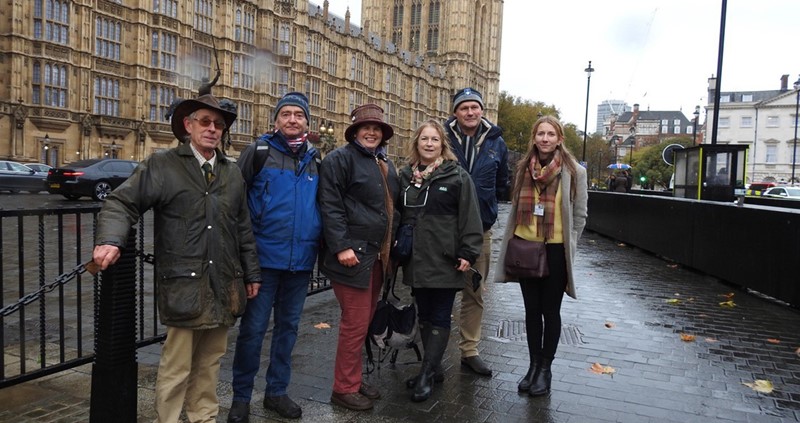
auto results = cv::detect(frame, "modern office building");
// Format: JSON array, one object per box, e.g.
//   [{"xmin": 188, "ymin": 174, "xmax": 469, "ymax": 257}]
[
  {"xmin": 596, "ymin": 99, "xmax": 629, "ymax": 135},
  {"xmin": 0, "ymin": 0, "xmax": 502, "ymax": 167}
]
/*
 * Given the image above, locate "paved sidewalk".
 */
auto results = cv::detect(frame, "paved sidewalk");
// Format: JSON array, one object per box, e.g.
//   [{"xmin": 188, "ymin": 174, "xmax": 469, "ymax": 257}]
[{"xmin": 2, "ymin": 204, "xmax": 800, "ymax": 422}]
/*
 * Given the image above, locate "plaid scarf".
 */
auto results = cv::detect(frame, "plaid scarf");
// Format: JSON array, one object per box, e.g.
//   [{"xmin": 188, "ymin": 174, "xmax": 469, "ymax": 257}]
[{"xmin": 516, "ymin": 150, "xmax": 562, "ymax": 239}]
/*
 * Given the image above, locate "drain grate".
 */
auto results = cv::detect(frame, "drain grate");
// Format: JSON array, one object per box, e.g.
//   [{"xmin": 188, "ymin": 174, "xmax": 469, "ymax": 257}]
[{"xmin": 495, "ymin": 320, "xmax": 583, "ymax": 345}]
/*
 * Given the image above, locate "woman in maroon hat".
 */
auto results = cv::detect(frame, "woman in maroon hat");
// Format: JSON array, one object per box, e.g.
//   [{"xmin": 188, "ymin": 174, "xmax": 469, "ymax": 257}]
[{"xmin": 317, "ymin": 104, "xmax": 400, "ymax": 411}]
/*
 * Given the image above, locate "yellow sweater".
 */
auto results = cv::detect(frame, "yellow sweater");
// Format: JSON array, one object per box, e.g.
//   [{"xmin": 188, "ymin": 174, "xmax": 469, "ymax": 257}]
[{"xmin": 513, "ymin": 183, "xmax": 564, "ymax": 244}]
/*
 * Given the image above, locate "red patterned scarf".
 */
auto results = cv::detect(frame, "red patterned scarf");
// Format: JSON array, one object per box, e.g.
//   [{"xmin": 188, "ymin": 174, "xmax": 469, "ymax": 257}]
[{"xmin": 516, "ymin": 150, "xmax": 562, "ymax": 239}]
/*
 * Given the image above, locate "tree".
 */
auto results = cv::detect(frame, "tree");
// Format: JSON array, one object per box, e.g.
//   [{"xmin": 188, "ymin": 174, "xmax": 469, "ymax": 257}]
[
  {"xmin": 497, "ymin": 91, "xmax": 558, "ymax": 154},
  {"xmin": 630, "ymin": 137, "xmax": 693, "ymax": 190}
]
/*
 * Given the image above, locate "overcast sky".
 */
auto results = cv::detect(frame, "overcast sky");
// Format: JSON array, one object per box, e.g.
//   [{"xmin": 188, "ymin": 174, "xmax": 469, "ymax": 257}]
[{"xmin": 326, "ymin": 1, "xmax": 800, "ymax": 131}]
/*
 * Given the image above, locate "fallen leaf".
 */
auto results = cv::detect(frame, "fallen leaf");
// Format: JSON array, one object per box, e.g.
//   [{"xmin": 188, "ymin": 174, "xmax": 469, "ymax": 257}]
[
  {"xmin": 719, "ymin": 300, "xmax": 736, "ymax": 308},
  {"xmin": 698, "ymin": 314, "xmax": 708, "ymax": 318},
  {"xmin": 687, "ymin": 297, "xmax": 695, "ymax": 302},
  {"xmin": 674, "ymin": 293, "xmax": 681, "ymax": 296},
  {"xmin": 604, "ymin": 322, "xmax": 615, "ymax": 329},
  {"xmin": 742, "ymin": 379, "xmax": 774, "ymax": 394},
  {"xmin": 766, "ymin": 338, "xmax": 781, "ymax": 344},
  {"xmin": 313, "ymin": 322, "xmax": 331, "ymax": 329},
  {"xmin": 667, "ymin": 264, "xmax": 678, "ymax": 268},
  {"xmin": 680, "ymin": 333, "xmax": 696, "ymax": 342},
  {"xmin": 617, "ymin": 243, "xmax": 626, "ymax": 247},
  {"xmin": 666, "ymin": 298, "xmax": 680, "ymax": 304},
  {"xmin": 590, "ymin": 362, "xmax": 616, "ymax": 375},
  {"xmin": 720, "ymin": 292, "xmax": 735, "ymax": 299},
  {"xmin": 705, "ymin": 338, "xmax": 718, "ymax": 343}
]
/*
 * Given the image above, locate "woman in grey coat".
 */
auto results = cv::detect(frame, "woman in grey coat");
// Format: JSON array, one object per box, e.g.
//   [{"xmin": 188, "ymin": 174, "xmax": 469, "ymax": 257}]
[
  {"xmin": 494, "ymin": 116, "xmax": 588, "ymax": 397},
  {"xmin": 397, "ymin": 119, "xmax": 483, "ymax": 402}
]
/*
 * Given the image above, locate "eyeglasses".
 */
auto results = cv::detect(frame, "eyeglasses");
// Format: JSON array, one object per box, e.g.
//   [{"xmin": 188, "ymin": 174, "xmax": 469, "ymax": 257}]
[
  {"xmin": 403, "ymin": 185, "xmax": 429, "ymax": 208},
  {"xmin": 192, "ymin": 117, "xmax": 226, "ymax": 130}
]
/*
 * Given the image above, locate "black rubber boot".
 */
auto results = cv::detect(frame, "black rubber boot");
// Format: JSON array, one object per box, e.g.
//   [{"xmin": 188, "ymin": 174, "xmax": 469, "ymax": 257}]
[
  {"xmin": 517, "ymin": 355, "xmax": 540, "ymax": 392},
  {"xmin": 528, "ymin": 357, "xmax": 552, "ymax": 397},
  {"xmin": 411, "ymin": 326, "xmax": 449, "ymax": 402}
]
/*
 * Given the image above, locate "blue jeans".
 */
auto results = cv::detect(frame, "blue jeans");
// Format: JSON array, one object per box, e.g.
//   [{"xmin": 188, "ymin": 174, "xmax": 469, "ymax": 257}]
[{"xmin": 231, "ymin": 268, "xmax": 310, "ymax": 400}]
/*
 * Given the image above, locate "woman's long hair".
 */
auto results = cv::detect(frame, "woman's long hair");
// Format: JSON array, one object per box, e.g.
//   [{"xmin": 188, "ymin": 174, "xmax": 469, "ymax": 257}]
[
  {"xmin": 405, "ymin": 119, "xmax": 457, "ymax": 165},
  {"xmin": 511, "ymin": 115, "xmax": 580, "ymax": 202}
]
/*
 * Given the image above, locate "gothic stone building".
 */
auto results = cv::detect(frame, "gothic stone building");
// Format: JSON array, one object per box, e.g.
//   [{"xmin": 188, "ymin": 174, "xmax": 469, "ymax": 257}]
[{"xmin": 0, "ymin": 0, "xmax": 502, "ymax": 167}]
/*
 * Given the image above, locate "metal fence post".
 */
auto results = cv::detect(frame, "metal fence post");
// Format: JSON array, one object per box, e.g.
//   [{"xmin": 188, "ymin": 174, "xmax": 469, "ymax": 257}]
[{"xmin": 90, "ymin": 227, "xmax": 137, "ymax": 422}]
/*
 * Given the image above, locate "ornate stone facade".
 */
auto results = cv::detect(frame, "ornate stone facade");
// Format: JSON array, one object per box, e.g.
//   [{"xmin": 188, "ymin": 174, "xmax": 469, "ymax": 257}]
[{"xmin": 0, "ymin": 0, "xmax": 502, "ymax": 166}]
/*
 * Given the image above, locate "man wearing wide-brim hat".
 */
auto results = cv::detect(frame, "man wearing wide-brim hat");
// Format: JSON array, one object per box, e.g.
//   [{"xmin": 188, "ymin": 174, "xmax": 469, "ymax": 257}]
[
  {"xmin": 318, "ymin": 104, "xmax": 400, "ymax": 411},
  {"xmin": 92, "ymin": 93, "xmax": 261, "ymax": 422}
]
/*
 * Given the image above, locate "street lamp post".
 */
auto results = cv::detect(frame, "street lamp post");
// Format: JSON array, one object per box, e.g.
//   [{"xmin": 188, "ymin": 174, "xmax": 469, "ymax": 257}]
[
  {"xmin": 792, "ymin": 76, "xmax": 800, "ymax": 186},
  {"xmin": 582, "ymin": 60, "xmax": 594, "ymax": 162},
  {"xmin": 319, "ymin": 120, "xmax": 336, "ymax": 154},
  {"xmin": 693, "ymin": 105, "xmax": 700, "ymax": 144}
]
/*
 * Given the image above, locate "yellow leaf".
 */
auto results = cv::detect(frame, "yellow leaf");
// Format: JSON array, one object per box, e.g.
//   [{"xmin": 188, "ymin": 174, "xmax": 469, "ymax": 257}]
[
  {"xmin": 680, "ymin": 333, "xmax": 696, "ymax": 342},
  {"xmin": 766, "ymin": 338, "xmax": 781, "ymax": 344},
  {"xmin": 666, "ymin": 298, "xmax": 680, "ymax": 304},
  {"xmin": 590, "ymin": 362, "xmax": 616, "ymax": 375},
  {"xmin": 313, "ymin": 322, "xmax": 331, "ymax": 329},
  {"xmin": 742, "ymin": 380, "xmax": 774, "ymax": 394},
  {"xmin": 719, "ymin": 300, "xmax": 736, "ymax": 308},
  {"xmin": 604, "ymin": 322, "xmax": 615, "ymax": 329}
]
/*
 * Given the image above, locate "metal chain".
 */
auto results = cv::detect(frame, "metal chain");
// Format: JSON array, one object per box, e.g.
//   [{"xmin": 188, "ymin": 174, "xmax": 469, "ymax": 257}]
[{"xmin": 1, "ymin": 250, "xmax": 155, "ymax": 318}]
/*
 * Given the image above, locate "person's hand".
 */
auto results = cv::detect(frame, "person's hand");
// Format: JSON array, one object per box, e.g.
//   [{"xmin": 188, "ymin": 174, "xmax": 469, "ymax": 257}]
[
  {"xmin": 455, "ymin": 258, "xmax": 471, "ymax": 272},
  {"xmin": 245, "ymin": 282, "xmax": 261, "ymax": 299},
  {"xmin": 92, "ymin": 244, "xmax": 120, "ymax": 271},
  {"xmin": 337, "ymin": 249, "xmax": 359, "ymax": 267}
]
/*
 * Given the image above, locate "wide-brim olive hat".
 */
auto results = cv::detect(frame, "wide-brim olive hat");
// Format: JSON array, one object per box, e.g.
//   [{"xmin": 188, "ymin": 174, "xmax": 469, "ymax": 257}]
[
  {"xmin": 344, "ymin": 104, "xmax": 394, "ymax": 143},
  {"xmin": 170, "ymin": 94, "xmax": 237, "ymax": 141}
]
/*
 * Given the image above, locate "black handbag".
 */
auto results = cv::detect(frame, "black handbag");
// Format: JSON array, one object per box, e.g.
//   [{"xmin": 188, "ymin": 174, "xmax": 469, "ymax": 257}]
[
  {"xmin": 390, "ymin": 223, "xmax": 414, "ymax": 264},
  {"xmin": 504, "ymin": 237, "xmax": 549, "ymax": 278}
]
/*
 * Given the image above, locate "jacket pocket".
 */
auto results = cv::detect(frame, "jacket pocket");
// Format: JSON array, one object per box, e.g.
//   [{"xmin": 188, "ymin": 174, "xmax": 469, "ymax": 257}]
[{"xmin": 158, "ymin": 261, "xmax": 207, "ymax": 322}]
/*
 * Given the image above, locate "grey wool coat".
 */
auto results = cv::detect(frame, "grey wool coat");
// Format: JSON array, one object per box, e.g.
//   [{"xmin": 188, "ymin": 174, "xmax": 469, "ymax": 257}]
[{"xmin": 494, "ymin": 165, "xmax": 588, "ymax": 299}]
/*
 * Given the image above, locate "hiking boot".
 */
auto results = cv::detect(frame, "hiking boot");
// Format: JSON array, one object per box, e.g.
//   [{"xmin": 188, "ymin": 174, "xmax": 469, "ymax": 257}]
[
  {"xmin": 330, "ymin": 391, "xmax": 374, "ymax": 411},
  {"xmin": 263, "ymin": 395, "xmax": 301, "ymax": 419},
  {"xmin": 359, "ymin": 382, "xmax": 381, "ymax": 399}
]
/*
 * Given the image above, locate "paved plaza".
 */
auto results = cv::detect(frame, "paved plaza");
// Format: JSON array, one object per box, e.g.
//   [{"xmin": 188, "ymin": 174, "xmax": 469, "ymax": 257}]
[{"xmin": 1, "ymin": 204, "xmax": 800, "ymax": 422}]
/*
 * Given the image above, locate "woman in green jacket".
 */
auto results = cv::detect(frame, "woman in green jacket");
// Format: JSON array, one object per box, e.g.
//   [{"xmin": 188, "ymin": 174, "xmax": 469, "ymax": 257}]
[{"xmin": 397, "ymin": 119, "xmax": 483, "ymax": 402}]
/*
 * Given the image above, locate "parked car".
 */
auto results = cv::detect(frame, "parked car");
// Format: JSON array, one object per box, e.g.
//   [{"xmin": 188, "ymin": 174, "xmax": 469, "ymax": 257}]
[
  {"xmin": 24, "ymin": 163, "xmax": 53, "ymax": 175},
  {"xmin": 46, "ymin": 159, "xmax": 139, "ymax": 200},
  {"xmin": 0, "ymin": 160, "xmax": 47, "ymax": 193},
  {"xmin": 762, "ymin": 186, "xmax": 800, "ymax": 199},
  {"xmin": 745, "ymin": 181, "xmax": 777, "ymax": 197}
]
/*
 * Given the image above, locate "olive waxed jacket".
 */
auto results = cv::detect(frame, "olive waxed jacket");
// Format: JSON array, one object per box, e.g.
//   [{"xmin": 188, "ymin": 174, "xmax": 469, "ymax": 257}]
[{"xmin": 95, "ymin": 142, "xmax": 261, "ymax": 328}]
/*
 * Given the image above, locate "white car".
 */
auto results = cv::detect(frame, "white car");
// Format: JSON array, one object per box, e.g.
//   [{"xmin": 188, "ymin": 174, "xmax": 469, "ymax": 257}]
[{"xmin": 762, "ymin": 186, "xmax": 800, "ymax": 199}]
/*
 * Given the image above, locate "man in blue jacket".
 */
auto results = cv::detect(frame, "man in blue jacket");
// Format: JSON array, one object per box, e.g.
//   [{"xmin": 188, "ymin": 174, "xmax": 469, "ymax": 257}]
[
  {"xmin": 228, "ymin": 92, "xmax": 322, "ymax": 422},
  {"xmin": 445, "ymin": 87, "xmax": 509, "ymax": 377}
]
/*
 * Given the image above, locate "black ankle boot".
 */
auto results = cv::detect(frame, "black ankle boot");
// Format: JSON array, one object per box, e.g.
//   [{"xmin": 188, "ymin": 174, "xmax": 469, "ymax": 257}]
[
  {"xmin": 528, "ymin": 357, "xmax": 552, "ymax": 397},
  {"xmin": 518, "ymin": 366, "xmax": 536, "ymax": 392}
]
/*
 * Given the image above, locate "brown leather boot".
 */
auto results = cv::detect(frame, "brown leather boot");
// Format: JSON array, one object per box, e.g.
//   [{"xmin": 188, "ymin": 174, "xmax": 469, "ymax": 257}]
[{"xmin": 330, "ymin": 391, "xmax": 373, "ymax": 411}]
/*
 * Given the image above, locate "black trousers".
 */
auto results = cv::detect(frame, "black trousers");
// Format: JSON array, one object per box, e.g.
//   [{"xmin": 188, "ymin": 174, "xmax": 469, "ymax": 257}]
[{"xmin": 519, "ymin": 243, "xmax": 567, "ymax": 360}]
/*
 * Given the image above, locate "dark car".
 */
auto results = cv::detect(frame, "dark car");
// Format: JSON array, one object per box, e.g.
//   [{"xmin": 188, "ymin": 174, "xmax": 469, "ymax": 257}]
[
  {"xmin": 46, "ymin": 159, "xmax": 139, "ymax": 200},
  {"xmin": 0, "ymin": 160, "xmax": 47, "ymax": 193}
]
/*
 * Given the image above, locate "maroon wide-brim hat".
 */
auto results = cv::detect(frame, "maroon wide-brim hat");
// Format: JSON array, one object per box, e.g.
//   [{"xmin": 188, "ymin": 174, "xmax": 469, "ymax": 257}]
[
  {"xmin": 344, "ymin": 104, "xmax": 394, "ymax": 143},
  {"xmin": 170, "ymin": 94, "xmax": 237, "ymax": 141}
]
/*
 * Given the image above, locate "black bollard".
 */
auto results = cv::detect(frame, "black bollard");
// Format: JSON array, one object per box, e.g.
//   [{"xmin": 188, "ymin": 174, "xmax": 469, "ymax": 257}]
[{"xmin": 90, "ymin": 228, "xmax": 137, "ymax": 422}]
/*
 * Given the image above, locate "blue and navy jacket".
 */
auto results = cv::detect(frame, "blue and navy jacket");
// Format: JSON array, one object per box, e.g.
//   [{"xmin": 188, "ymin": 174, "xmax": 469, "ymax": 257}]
[
  {"xmin": 445, "ymin": 116, "xmax": 509, "ymax": 231},
  {"xmin": 237, "ymin": 132, "xmax": 322, "ymax": 271}
]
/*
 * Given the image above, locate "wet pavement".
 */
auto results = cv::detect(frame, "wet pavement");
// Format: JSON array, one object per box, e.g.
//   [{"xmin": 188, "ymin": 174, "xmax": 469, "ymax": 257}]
[{"xmin": 2, "ymin": 202, "xmax": 800, "ymax": 422}]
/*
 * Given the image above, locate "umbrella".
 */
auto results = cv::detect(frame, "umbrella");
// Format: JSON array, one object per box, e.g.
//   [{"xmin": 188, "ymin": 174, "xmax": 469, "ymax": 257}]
[{"xmin": 607, "ymin": 163, "xmax": 631, "ymax": 170}]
